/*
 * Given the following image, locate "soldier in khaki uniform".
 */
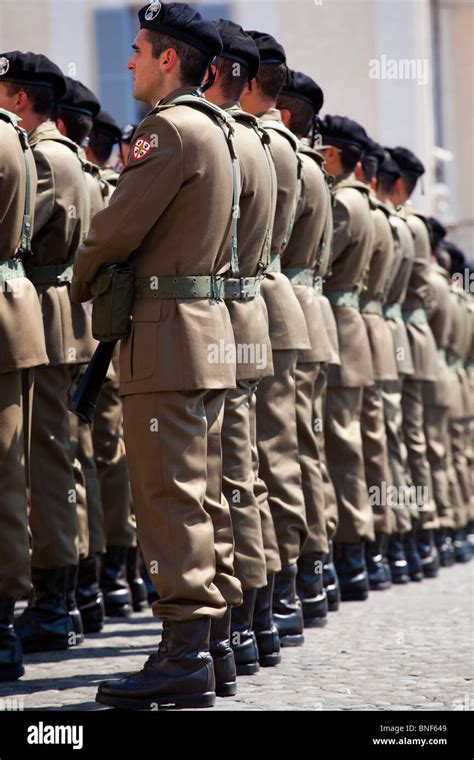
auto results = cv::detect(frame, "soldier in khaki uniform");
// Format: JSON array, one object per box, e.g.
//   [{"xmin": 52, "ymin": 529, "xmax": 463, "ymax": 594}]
[
  {"xmin": 0, "ymin": 106, "xmax": 48, "ymax": 680},
  {"xmin": 276, "ymin": 69, "xmax": 334, "ymax": 624},
  {"xmin": 72, "ymin": 2, "xmax": 242, "ymax": 710},
  {"xmin": 375, "ymin": 156, "xmax": 418, "ymax": 583},
  {"xmin": 241, "ymin": 31, "xmax": 311, "ymax": 646},
  {"xmin": 205, "ymin": 20, "xmax": 280, "ymax": 677},
  {"xmin": 0, "ymin": 52, "xmax": 94, "ymax": 653},
  {"xmin": 388, "ymin": 147, "xmax": 441, "ymax": 578},
  {"xmin": 316, "ymin": 116, "xmax": 375, "ymax": 602}
]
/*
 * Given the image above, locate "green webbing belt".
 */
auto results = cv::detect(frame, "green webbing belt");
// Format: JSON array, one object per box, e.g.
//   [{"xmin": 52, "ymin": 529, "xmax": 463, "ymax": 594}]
[
  {"xmin": 383, "ymin": 303, "xmax": 402, "ymax": 320},
  {"xmin": 0, "ymin": 109, "xmax": 32, "ymax": 255},
  {"xmin": 448, "ymin": 359, "xmax": 463, "ymax": 371},
  {"xmin": 158, "ymin": 94, "xmax": 240, "ymax": 276},
  {"xmin": 266, "ymin": 253, "xmax": 281, "ymax": 273},
  {"xmin": 222, "ymin": 277, "xmax": 262, "ymax": 300},
  {"xmin": 466, "ymin": 359, "xmax": 474, "ymax": 369},
  {"xmin": 402, "ymin": 308, "xmax": 428, "ymax": 326},
  {"xmin": 326, "ymin": 290, "xmax": 360, "ymax": 309},
  {"xmin": 134, "ymin": 275, "xmax": 262, "ymax": 301},
  {"xmin": 360, "ymin": 299, "xmax": 383, "ymax": 316},
  {"xmin": 437, "ymin": 348, "xmax": 446, "ymax": 362},
  {"xmin": 25, "ymin": 263, "xmax": 73, "ymax": 286},
  {"xmin": 281, "ymin": 267, "xmax": 314, "ymax": 287},
  {"xmin": 0, "ymin": 258, "xmax": 26, "ymax": 281},
  {"xmin": 313, "ymin": 279, "xmax": 323, "ymax": 296}
]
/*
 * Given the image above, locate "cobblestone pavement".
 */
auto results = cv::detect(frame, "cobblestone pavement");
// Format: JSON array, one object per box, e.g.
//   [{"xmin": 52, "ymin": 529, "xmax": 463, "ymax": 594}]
[{"xmin": 1, "ymin": 562, "xmax": 472, "ymax": 711}]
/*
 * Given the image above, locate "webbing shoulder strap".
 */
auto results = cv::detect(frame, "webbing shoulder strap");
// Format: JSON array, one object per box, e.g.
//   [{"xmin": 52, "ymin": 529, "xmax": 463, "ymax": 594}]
[
  {"xmin": 298, "ymin": 142, "xmax": 333, "ymax": 275},
  {"xmin": 261, "ymin": 119, "xmax": 303, "ymax": 252},
  {"xmin": 0, "ymin": 108, "xmax": 32, "ymax": 255},
  {"xmin": 156, "ymin": 94, "xmax": 241, "ymax": 276}
]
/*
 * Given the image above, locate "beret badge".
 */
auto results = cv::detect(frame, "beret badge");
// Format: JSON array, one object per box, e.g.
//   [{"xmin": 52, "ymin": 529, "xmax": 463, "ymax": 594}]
[
  {"xmin": 145, "ymin": 1, "xmax": 162, "ymax": 21},
  {"xmin": 0, "ymin": 56, "xmax": 10, "ymax": 76}
]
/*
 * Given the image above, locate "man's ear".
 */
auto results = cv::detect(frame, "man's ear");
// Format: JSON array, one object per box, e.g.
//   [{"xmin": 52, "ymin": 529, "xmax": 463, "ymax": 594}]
[
  {"xmin": 280, "ymin": 108, "xmax": 291, "ymax": 129},
  {"xmin": 353, "ymin": 161, "xmax": 364, "ymax": 182},
  {"xmin": 56, "ymin": 117, "xmax": 67, "ymax": 136}
]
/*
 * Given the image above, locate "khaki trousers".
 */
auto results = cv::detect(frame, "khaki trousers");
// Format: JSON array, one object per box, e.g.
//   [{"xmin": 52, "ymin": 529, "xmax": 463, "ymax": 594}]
[
  {"xmin": 381, "ymin": 379, "xmax": 417, "ymax": 534},
  {"xmin": 313, "ymin": 366, "xmax": 339, "ymax": 541},
  {"xmin": 123, "ymin": 390, "xmax": 241, "ymax": 622},
  {"xmin": 93, "ymin": 377, "xmax": 136, "ymax": 548},
  {"xmin": 361, "ymin": 383, "xmax": 393, "ymax": 535},
  {"xmin": 221, "ymin": 381, "xmax": 267, "ymax": 590},
  {"xmin": 423, "ymin": 403, "xmax": 454, "ymax": 529},
  {"xmin": 249, "ymin": 386, "xmax": 281, "ymax": 575},
  {"xmin": 256, "ymin": 349, "xmax": 309, "ymax": 566},
  {"xmin": 295, "ymin": 362, "xmax": 328, "ymax": 555},
  {"xmin": 324, "ymin": 385, "xmax": 374, "ymax": 543},
  {"xmin": 0, "ymin": 370, "xmax": 33, "ymax": 599},
  {"xmin": 29, "ymin": 364, "xmax": 80, "ymax": 568},
  {"xmin": 449, "ymin": 417, "xmax": 472, "ymax": 529},
  {"xmin": 401, "ymin": 379, "xmax": 438, "ymax": 530}
]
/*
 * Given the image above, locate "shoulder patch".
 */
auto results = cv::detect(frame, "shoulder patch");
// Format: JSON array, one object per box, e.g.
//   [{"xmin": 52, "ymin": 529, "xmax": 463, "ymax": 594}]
[{"xmin": 132, "ymin": 137, "xmax": 152, "ymax": 161}]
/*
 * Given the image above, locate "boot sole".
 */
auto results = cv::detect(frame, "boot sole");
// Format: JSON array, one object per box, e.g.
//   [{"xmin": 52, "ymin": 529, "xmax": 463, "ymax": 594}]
[
  {"xmin": 368, "ymin": 581, "xmax": 391, "ymax": 591},
  {"xmin": 216, "ymin": 681, "xmax": 237, "ymax": 697},
  {"xmin": 83, "ymin": 622, "xmax": 104, "ymax": 634},
  {"xmin": 259, "ymin": 652, "xmax": 282, "ymax": 667},
  {"xmin": 303, "ymin": 616, "xmax": 327, "ymax": 628},
  {"xmin": 340, "ymin": 591, "xmax": 369, "ymax": 602},
  {"xmin": 96, "ymin": 690, "xmax": 216, "ymax": 710},
  {"xmin": 104, "ymin": 606, "xmax": 132, "ymax": 618},
  {"xmin": 236, "ymin": 661, "xmax": 260, "ymax": 676},
  {"xmin": 327, "ymin": 600, "xmax": 339, "ymax": 612},
  {"xmin": 0, "ymin": 663, "xmax": 25, "ymax": 681},
  {"xmin": 20, "ymin": 636, "xmax": 74, "ymax": 654},
  {"xmin": 279, "ymin": 633, "xmax": 304, "ymax": 647}
]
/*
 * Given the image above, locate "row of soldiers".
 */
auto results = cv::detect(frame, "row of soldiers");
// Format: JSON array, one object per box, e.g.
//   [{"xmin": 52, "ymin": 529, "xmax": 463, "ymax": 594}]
[{"xmin": 0, "ymin": 2, "xmax": 472, "ymax": 709}]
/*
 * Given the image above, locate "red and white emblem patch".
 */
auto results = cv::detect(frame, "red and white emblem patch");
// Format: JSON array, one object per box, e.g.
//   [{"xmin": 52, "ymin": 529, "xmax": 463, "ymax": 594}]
[{"xmin": 133, "ymin": 138, "xmax": 152, "ymax": 161}]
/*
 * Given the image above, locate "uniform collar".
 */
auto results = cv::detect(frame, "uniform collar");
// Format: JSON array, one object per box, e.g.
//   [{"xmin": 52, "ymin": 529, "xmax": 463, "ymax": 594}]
[
  {"xmin": 257, "ymin": 107, "xmax": 282, "ymax": 122},
  {"xmin": 156, "ymin": 86, "xmax": 200, "ymax": 107},
  {"xmin": 28, "ymin": 119, "xmax": 59, "ymax": 142}
]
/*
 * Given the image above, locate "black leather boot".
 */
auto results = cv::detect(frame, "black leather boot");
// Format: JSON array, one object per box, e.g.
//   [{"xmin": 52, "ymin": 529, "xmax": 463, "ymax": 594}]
[
  {"xmin": 365, "ymin": 534, "xmax": 392, "ymax": 590},
  {"xmin": 273, "ymin": 564, "xmax": 305, "ymax": 646},
  {"xmin": 401, "ymin": 529, "xmax": 422, "ymax": 582},
  {"xmin": 126, "ymin": 547, "xmax": 148, "ymax": 612},
  {"xmin": 76, "ymin": 555, "xmax": 105, "ymax": 633},
  {"xmin": 296, "ymin": 552, "xmax": 328, "ymax": 626},
  {"xmin": 14, "ymin": 567, "xmax": 77, "ymax": 653},
  {"xmin": 65, "ymin": 565, "xmax": 84, "ymax": 645},
  {"xmin": 388, "ymin": 534, "xmax": 411, "ymax": 583},
  {"xmin": 231, "ymin": 589, "xmax": 260, "ymax": 675},
  {"xmin": 210, "ymin": 608, "xmax": 237, "ymax": 697},
  {"xmin": 417, "ymin": 529, "xmax": 440, "ymax": 578},
  {"xmin": 253, "ymin": 574, "xmax": 281, "ymax": 667},
  {"xmin": 323, "ymin": 540, "xmax": 341, "ymax": 611},
  {"xmin": 96, "ymin": 618, "xmax": 216, "ymax": 710},
  {"xmin": 334, "ymin": 542, "xmax": 369, "ymax": 601},
  {"xmin": 435, "ymin": 529, "xmax": 455, "ymax": 567},
  {"xmin": 0, "ymin": 599, "xmax": 24, "ymax": 682},
  {"xmin": 467, "ymin": 521, "xmax": 474, "ymax": 549},
  {"xmin": 451, "ymin": 529, "xmax": 473, "ymax": 563},
  {"xmin": 100, "ymin": 546, "xmax": 132, "ymax": 617}
]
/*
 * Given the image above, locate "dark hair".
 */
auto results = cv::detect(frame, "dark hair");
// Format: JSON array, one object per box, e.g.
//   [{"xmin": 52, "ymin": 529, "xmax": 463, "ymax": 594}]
[
  {"xmin": 6, "ymin": 81, "xmax": 56, "ymax": 119},
  {"xmin": 146, "ymin": 30, "xmax": 210, "ymax": 87},
  {"xmin": 57, "ymin": 108, "xmax": 93, "ymax": 147},
  {"xmin": 377, "ymin": 172, "xmax": 398, "ymax": 195},
  {"xmin": 89, "ymin": 128, "xmax": 116, "ymax": 166},
  {"xmin": 215, "ymin": 57, "xmax": 248, "ymax": 101},
  {"xmin": 401, "ymin": 172, "xmax": 418, "ymax": 196},
  {"xmin": 330, "ymin": 139, "xmax": 362, "ymax": 173},
  {"xmin": 275, "ymin": 93, "xmax": 314, "ymax": 138},
  {"xmin": 256, "ymin": 62, "xmax": 287, "ymax": 102},
  {"xmin": 361, "ymin": 154, "xmax": 378, "ymax": 182}
]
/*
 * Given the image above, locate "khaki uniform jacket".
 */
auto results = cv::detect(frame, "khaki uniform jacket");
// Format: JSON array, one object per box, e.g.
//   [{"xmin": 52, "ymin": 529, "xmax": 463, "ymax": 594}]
[
  {"xmin": 402, "ymin": 207, "xmax": 439, "ymax": 382},
  {"xmin": 221, "ymin": 102, "xmax": 273, "ymax": 381},
  {"xmin": 383, "ymin": 204, "xmax": 415, "ymax": 376},
  {"xmin": 361, "ymin": 197, "xmax": 398, "ymax": 382},
  {"xmin": 258, "ymin": 109, "xmax": 310, "ymax": 352},
  {"xmin": 324, "ymin": 173, "xmax": 374, "ymax": 387},
  {"xmin": 71, "ymin": 88, "xmax": 237, "ymax": 394},
  {"xmin": 446, "ymin": 286, "xmax": 472, "ymax": 419},
  {"xmin": 0, "ymin": 116, "xmax": 48, "ymax": 373},
  {"xmin": 424, "ymin": 264, "xmax": 453, "ymax": 407},
  {"xmin": 281, "ymin": 146, "xmax": 333, "ymax": 365},
  {"xmin": 26, "ymin": 121, "xmax": 95, "ymax": 366}
]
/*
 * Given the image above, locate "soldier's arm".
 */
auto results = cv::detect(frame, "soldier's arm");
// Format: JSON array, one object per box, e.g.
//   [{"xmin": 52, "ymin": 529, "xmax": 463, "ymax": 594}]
[
  {"xmin": 331, "ymin": 194, "xmax": 351, "ymax": 261},
  {"xmin": 31, "ymin": 147, "xmax": 55, "ymax": 237},
  {"xmin": 71, "ymin": 115, "xmax": 183, "ymax": 303}
]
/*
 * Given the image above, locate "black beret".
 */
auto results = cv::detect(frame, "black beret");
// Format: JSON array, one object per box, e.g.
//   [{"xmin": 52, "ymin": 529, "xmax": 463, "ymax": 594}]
[
  {"xmin": 428, "ymin": 217, "xmax": 447, "ymax": 249},
  {"xmin": 365, "ymin": 139, "xmax": 385, "ymax": 164},
  {"xmin": 387, "ymin": 146, "xmax": 425, "ymax": 177},
  {"xmin": 0, "ymin": 51, "xmax": 66, "ymax": 98},
  {"xmin": 281, "ymin": 68, "xmax": 324, "ymax": 114},
  {"xmin": 138, "ymin": 2, "xmax": 222, "ymax": 60},
  {"xmin": 93, "ymin": 110, "xmax": 122, "ymax": 142},
  {"xmin": 245, "ymin": 30, "xmax": 286, "ymax": 65},
  {"xmin": 317, "ymin": 114, "xmax": 370, "ymax": 151},
  {"xmin": 377, "ymin": 154, "xmax": 401, "ymax": 182},
  {"xmin": 121, "ymin": 123, "xmax": 138, "ymax": 143},
  {"xmin": 60, "ymin": 77, "xmax": 100, "ymax": 118},
  {"xmin": 214, "ymin": 19, "xmax": 260, "ymax": 81}
]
